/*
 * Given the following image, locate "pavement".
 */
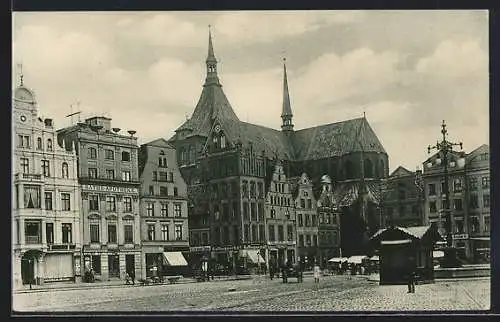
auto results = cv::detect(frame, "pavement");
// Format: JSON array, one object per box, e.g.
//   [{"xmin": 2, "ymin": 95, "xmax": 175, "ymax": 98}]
[{"xmin": 12, "ymin": 274, "xmax": 490, "ymax": 312}]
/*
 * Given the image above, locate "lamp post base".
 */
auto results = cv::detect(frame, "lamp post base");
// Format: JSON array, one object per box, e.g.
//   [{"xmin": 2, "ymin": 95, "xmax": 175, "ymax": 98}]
[{"xmin": 440, "ymin": 247, "xmax": 463, "ymax": 268}]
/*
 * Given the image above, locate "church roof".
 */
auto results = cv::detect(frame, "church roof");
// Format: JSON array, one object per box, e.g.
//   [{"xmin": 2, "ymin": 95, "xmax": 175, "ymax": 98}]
[
  {"xmin": 292, "ymin": 117, "xmax": 386, "ymax": 161},
  {"xmin": 332, "ymin": 180, "xmax": 382, "ymax": 207}
]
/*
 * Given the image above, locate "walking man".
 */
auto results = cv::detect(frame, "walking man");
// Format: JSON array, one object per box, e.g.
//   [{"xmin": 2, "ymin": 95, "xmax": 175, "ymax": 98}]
[
  {"xmin": 313, "ymin": 261, "xmax": 321, "ymax": 291},
  {"xmin": 407, "ymin": 269, "xmax": 416, "ymax": 293},
  {"xmin": 130, "ymin": 270, "xmax": 135, "ymax": 285}
]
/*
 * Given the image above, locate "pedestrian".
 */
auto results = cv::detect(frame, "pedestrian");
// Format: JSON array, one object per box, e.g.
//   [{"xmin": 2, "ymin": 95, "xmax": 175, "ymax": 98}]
[
  {"xmin": 313, "ymin": 261, "xmax": 321, "ymax": 291},
  {"xmin": 125, "ymin": 272, "xmax": 131, "ymax": 285},
  {"xmin": 130, "ymin": 270, "xmax": 135, "ymax": 285},
  {"xmin": 407, "ymin": 270, "xmax": 416, "ymax": 293}
]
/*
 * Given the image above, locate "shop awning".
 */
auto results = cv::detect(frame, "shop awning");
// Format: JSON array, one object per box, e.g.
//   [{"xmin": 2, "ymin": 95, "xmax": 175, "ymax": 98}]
[
  {"xmin": 328, "ymin": 257, "xmax": 348, "ymax": 263},
  {"xmin": 347, "ymin": 256, "xmax": 367, "ymax": 264},
  {"xmin": 470, "ymin": 237, "xmax": 490, "ymax": 241},
  {"xmin": 433, "ymin": 251, "xmax": 445, "ymax": 258},
  {"xmin": 241, "ymin": 250, "xmax": 265, "ymax": 264},
  {"xmin": 369, "ymin": 255, "xmax": 379, "ymax": 261},
  {"xmin": 381, "ymin": 239, "xmax": 412, "ymax": 245},
  {"xmin": 163, "ymin": 252, "xmax": 188, "ymax": 266}
]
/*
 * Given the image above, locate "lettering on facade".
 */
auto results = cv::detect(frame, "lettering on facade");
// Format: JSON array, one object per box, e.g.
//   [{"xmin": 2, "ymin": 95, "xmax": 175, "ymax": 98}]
[{"xmin": 82, "ymin": 184, "xmax": 138, "ymax": 194}]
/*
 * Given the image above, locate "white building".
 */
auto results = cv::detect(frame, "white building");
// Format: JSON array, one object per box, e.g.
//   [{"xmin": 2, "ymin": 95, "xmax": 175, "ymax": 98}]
[{"xmin": 12, "ymin": 78, "xmax": 81, "ymax": 288}]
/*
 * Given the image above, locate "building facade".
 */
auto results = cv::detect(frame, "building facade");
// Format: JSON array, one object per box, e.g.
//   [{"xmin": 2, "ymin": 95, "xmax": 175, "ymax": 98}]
[
  {"xmin": 12, "ymin": 80, "xmax": 81, "ymax": 287},
  {"xmin": 169, "ymin": 30, "xmax": 389, "ymax": 264},
  {"xmin": 422, "ymin": 144, "xmax": 490, "ymax": 263},
  {"xmin": 138, "ymin": 139, "xmax": 189, "ymax": 279},
  {"xmin": 57, "ymin": 117, "xmax": 142, "ymax": 280},
  {"xmin": 290, "ymin": 173, "xmax": 318, "ymax": 267},
  {"xmin": 381, "ymin": 166, "xmax": 424, "ymax": 228},
  {"xmin": 316, "ymin": 175, "xmax": 341, "ymax": 266}
]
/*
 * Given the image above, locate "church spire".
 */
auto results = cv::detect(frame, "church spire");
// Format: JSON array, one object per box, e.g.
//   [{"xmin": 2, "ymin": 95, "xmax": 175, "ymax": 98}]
[
  {"xmin": 281, "ymin": 58, "xmax": 294, "ymax": 133},
  {"xmin": 204, "ymin": 25, "xmax": 220, "ymax": 87}
]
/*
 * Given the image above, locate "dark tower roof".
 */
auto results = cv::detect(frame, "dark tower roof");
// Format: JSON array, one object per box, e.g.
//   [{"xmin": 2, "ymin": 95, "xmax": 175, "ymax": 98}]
[{"xmin": 281, "ymin": 58, "xmax": 294, "ymax": 133}]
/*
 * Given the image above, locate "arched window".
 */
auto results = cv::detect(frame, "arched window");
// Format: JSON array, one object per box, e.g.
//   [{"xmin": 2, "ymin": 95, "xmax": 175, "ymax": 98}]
[
  {"xmin": 88, "ymin": 147, "xmax": 97, "ymax": 159},
  {"xmin": 62, "ymin": 162, "xmax": 69, "ymax": 178},
  {"xmin": 212, "ymin": 135, "xmax": 218, "ymax": 149},
  {"xmin": 47, "ymin": 139, "xmax": 53, "ymax": 151},
  {"xmin": 220, "ymin": 134, "xmax": 226, "ymax": 149},
  {"xmin": 364, "ymin": 158, "xmax": 373, "ymax": 178},
  {"xmin": 37, "ymin": 138, "xmax": 43, "ymax": 150},
  {"xmin": 189, "ymin": 146, "xmax": 195, "ymax": 164},
  {"xmin": 180, "ymin": 148, "xmax": 187, "ymax": 164},
  {"xmin": 345, "ymin": 160, "xmax": 355, "ymax": 179}
]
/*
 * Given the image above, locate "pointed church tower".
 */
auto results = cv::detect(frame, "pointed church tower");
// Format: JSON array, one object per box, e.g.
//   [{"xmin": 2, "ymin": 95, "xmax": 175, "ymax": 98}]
[
  {"xmin": 281, "ymin": 58, "xmax": 294, "ymax": 133},
  {"xmin": 204, "ymin": 26, "xmax": 221, "ymax": 87}
]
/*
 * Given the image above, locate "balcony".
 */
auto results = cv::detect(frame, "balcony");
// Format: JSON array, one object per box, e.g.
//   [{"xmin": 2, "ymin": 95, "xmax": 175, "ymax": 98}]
[{"xmin": 15, "ymin": 173, "xmax": 43, "ymax": 182}]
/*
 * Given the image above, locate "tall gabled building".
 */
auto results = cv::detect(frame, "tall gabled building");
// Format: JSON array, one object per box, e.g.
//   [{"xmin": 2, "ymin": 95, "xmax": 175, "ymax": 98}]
[{"xmin": 170, "ymin": 30, "xmax": 389, "ymax": 269}]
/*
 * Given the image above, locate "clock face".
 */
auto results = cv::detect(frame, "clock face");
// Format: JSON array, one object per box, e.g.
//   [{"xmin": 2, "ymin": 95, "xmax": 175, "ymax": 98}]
[{"xmin": 214, "ymin": 124, "xmax": 221, "ymax": 133}]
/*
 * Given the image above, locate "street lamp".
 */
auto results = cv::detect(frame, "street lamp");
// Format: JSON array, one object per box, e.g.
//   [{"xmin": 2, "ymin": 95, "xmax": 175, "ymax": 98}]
[{"xmin": 427, "ymin": 120, "xmax": 463, "ymax": 268}]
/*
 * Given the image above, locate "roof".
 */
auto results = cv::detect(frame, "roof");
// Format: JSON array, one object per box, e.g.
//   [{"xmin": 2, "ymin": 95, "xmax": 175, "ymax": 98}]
[
  {"xmin": 370, "ymin": 225, "xmax": 444, "ymax": 245},
  {"xmin": 292, "ymin": 117, "xmax": 386, "ymax": 161},
  {"xmin": 281, "ymin": 62, "xmax": 293, "ymax": 118},
  {"xmin": 389, "ymin": 166, "xmax": 414, "ymax": 178},
  {"xmin": 142, "ymin": 138, "xmax": 175, "ymax": 149},
  {"xmin": 332, "ymin": 180, "xmax": 382, "ymax": 207}
]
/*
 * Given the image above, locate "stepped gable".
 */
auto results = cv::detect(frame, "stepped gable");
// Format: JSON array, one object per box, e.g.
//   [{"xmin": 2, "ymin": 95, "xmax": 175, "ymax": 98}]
[{"xmin": 292, "ymin": 117, "xmax": 386, "ymax": 161}]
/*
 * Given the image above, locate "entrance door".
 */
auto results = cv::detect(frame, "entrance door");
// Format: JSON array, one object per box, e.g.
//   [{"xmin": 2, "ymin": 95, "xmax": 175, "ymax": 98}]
[
  {"xmin": 108, "ymin": 255, "xmax": 120, "ymax": 278},
  {"xmin": 278, "ymin": 249, "xmax": 285, "ymax": 267},
  {"xmin": 125, "ymin": 255, "xmax": 135, "ymax": 276},
  {"xmin": 21, "ymin": 257, "xmax": 35, "ymax": 284}
]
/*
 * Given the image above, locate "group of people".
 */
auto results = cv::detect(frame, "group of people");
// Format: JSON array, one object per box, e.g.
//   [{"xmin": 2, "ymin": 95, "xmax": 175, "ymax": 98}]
[{"xmin": 125, "ymin": 270, "xmax": 135, "ymax": 285}]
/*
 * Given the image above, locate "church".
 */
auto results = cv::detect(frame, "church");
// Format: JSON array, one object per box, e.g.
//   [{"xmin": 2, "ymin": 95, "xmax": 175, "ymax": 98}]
[{"xmin": 169, "ymin": 30, "xmax": 389, "ymax": 271}]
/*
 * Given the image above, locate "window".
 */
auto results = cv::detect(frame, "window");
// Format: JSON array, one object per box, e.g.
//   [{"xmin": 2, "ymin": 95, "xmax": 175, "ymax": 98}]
[
  {"xmin": 25, "ymin": 221, "xmax": 41, "ymax": 244},
  {"xmin": 454, "ymin": 219, "xmax": 464, "ymax": 234},
  {"xmin": 313, "ymin": 235, "xmax": 318, "ymax": 246},
  {"xmin": 174, "ymin": 204, "xmax": 181, "ymax": 217},
  {"xmin": 90, "ymin": 224, "xmax": 100, "ymax": 243},
  {"xmin": 173, "ymin": 187, "xmax": 178, "ymax": 196},
  {"xmin": 108, "ymin": 224, "xmax": 117, "ymax": 243},
  {"xmin": 299, "ymin": 234, "xmax": 304, "ymax": 247},
  {"xmin": 41, "ymin": 160, "xmax": 50, "ymax": 177},
  {"xmin": 89, "ymin": 195, "xmax": 99, "ymax": 211},
  {"xmin": 175, "ymin": 224, "xmax": 183, "ymax": 240},
  {"xmin": 429, "ymin": 201, "xmax": 437, "ymax": 213},
  {"xmin": 147, "ymin": 224, "xmax": 155, "ymax": 241},
  {"xmin": 470, "ymin": 194, "xmax": 479, "ymax": 209},
  {"xmin": 88, "ymin": 168, "xmax": 97, "ymax": 178},
  {"xmin": 270, "ymin": 208, "xmax": 276, "ymax": 219},
  {"xmin": 482, "ymin": 176, "xmax": 489, "ymax": 189},
  {"xmin": 91, "ymin": 255, "xmax": 101, "ymax": 274},
  {"xmin": 306, "ymin": 235, "xmax": 311, "ymax": 246},
  {"xmin": 300, "ymin": 199, "xmax": 305, "ymax": 208},
  {"xmin": 484, "ymin": 216, "xmax": 490, "ymax": 232},
  {"xmin": 37, "ymin": 137, "xmax": 42, "ymax": 150},
  {"xmin": 285, "ymin": 210, "xmax": 290, "ymax": 220},
  {"xmin": 44, "ymin": 191, "xmax": 53, "ymax": 210},
  {"xmin": 24, "ymin": 185, "xmax": 41, "ymax": 208},
  {"xmin": 250, "ymin": 203, "xmax": 256, "ymax": 221},
  {"xmin": 122, "ymin": 171, "xmax": 131, "ymax": 182},
  {"xmin": 307, "ymin": 199, "xmax": 312, "ymax": 209},
  {"xmin": 161, "ymin": 203, "xmax": 168, "ymax": 216},
  {"xmin": 158, "ymin": 155, "xmax": 167, "ymax": 168},
  {"xmin": 250, "ymin": 182, "xmax": 256, "ymax": 198},
  {"xmin": 19, "ymin": 135, "xmax": 30, "ymax": 148},
  {"xmin": 298, "ymin": 214, "xmax": 303, "ymax": 226},
  {"xmin": 161, "ymin": 225, "xmax": 169, "ymax": 240},
  {"xmin": 62, "ymin": 162, "xmax": 69, "ymax": 178},
  {"xmin": 46, "ymin": 223, "xmax": 54, "ymax": 244},
  {"xmin": 47, "ymin": 139, "xmax": 53, "ymax": 151},
  {"xmin": 453, "ymin": 179, "xmax": 462, "ymax": 192},
  {"xmin": 106, "ymin": 196, "xmax": 116, "ymax": 212},
  {"xmin": 469, "ymin": 177, "xmax": 478, "ymax": 190},
  {"xmin": 259, "ymin": 224, "xmax": 265, "ymax": 242},
  {"xmin": 168, "ymin": 172, "xmax": 174, "ymax": 182},
  {"xmin": 287, "ymin": 225, "xmax": 293, "ymax": 241},
  {"xmin": 104, "ymin": 169, "xmax": 114, "ymax": 180},
  {"xmin": 88, "ymin": 147, "xmax": 97, "ymax": 159},
  {"xmin": 61, "ymin": 193, "xmax": 71, "ymax": 211},
  {"xmin": 21, "ymin": 158, "xmax": 29, "ymax": 173},
  {"xmin": 220, "ymin": 135, "xmax": 226, "ymax": 149},
  {"xmin": 105, "ymin": 149, "xmax": 114, "ymax": 160},
  {"xmin": 305, "ymin": 215, "xmax": 311, "ymax": 227},
  {"xmin": 160, "ymin": 186, "xmax": 168, "ymax": 196},
  {"xmin": 251, "ymin": 225, "xmax": 257, "ymax": 242},
  {"xmin": 428, "ymin": 184, "xmax": 436, "ymax": 196},
  {"xmin": 123, "ymin": 197, "xmax": 132, "ymax": 212},
  {"xmin": 278, "ymin": 225, "xmax": 284, "ymax": 241},
  {"xmin": 268, "ymin": 225, "xmax": 275, "ymax": 242},
  {"xmin": 124, "ymin": 224, "xmax": 133, "ymax": 243},
  {"xmin": 122, "ymin": 151, "xmax": 130, "ymax": 161},
  {"xmin": 325, "ymin": 214, "xmax": 331, "ymax": 224},
  {"xmin": 453, "ymin": 199, "xmax": 463, "ymax": 211},
  {"xmin": 149, "ymin": 186, "xmax": 154, "ymax": 195},
  {"xmin": 470, "ymin": 216, "xmax": 480, "ymax": 233},
  {"xmin": 257, "ymin": 182, "xmax": 263, "ymax": 198},
  {"xmin": 483, "ymin": 194, "xmax": 490, "ymax": 208},
  {"xmin": 311, "ymin": 214, "xmax": 317, "ymax": 226},
  {"xmin": 147, "ymin": 203, "xmax": 154, "ymax": 216}
]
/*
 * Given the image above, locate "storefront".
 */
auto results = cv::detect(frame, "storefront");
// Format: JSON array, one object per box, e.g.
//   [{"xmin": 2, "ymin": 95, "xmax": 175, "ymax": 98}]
[{"xmin": 470, "ymin": 237, "xmax": 490, "ymax": 264}]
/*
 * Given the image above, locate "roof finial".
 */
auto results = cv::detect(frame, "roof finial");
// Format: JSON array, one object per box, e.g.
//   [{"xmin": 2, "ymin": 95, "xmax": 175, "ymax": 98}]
[{"xmin": 207, "ymin": 25, "xmax": 216, "ymax": 62}]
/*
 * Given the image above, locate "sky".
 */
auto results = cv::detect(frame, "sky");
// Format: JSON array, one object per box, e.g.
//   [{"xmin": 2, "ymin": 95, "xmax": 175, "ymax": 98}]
[{"xmin": 12, "ymin": 10, "xmax": 489, "ymax": 173}]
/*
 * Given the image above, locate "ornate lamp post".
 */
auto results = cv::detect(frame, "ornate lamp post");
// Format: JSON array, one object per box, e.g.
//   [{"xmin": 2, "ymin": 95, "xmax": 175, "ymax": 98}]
[{"xmin": 427, "ymin": 120, "xmax": 463, "ymax": 268}]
